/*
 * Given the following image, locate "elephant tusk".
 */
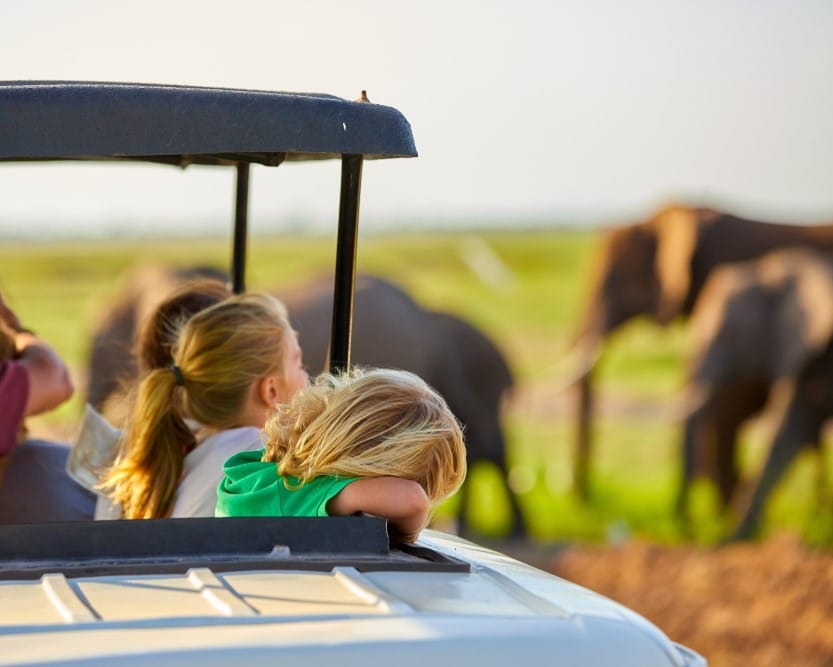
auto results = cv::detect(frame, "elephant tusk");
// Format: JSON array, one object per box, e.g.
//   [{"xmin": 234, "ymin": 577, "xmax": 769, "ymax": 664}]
[
  {"xmin": 663, "ymin": 385, "xmax": 708, "ymax": 423},
  {"xmin": 532, "ymin": 336, "xmax": 603, "ymax": 394},
  {"xmin": 458, "ymin": 235, "xmax": 517, "ymax": 292}
]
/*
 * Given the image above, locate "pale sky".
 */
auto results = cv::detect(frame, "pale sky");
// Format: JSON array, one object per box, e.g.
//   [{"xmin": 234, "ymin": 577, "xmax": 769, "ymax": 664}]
[{"xmin": 1, "ymin": 0, "xmax": 832, "ymax": 236}]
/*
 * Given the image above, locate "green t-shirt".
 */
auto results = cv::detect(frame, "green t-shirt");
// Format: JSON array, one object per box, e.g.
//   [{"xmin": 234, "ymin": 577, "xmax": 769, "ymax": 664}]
[{"xmin": 215, "ymin": 448, "xmax": 358, "ymax": 518}]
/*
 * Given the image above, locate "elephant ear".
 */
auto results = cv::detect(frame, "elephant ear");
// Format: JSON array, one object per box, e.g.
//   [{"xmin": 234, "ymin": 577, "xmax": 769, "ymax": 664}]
[
  {"xmin": 654, "ymin": 206, "xmax": 699, "ymax": 325},
  {"xmin": 773, "ymin": 251, "xmax": 833, "ymax": 378}
]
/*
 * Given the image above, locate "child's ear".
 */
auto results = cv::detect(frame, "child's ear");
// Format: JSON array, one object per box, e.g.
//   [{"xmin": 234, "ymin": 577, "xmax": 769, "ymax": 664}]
[{"xmin": 258, "ymin": 375, "xmax": 281, "ymax": 408}]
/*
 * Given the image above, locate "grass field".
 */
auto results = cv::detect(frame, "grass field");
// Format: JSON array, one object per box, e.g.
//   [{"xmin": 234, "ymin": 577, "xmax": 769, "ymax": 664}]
[{"xmin": 2, "ymin": 229, "xmax": 830, "ymax": 546}]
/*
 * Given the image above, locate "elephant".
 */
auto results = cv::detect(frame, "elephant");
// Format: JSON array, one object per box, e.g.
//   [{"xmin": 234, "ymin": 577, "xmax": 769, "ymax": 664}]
[
  {"xmin": 572, "ymin": 203, "xmax": 833, "ymax": 500},
  {"xmin": 677, "ymin": 248, "xmax": 833, "ymax": 538},
  {"xmin": 86, "ymin": 268, "xmax": 525, "ymax": 539},
  {"xmin": 87, "ymin": 264, "xmax": 229, "ymax": 414}
]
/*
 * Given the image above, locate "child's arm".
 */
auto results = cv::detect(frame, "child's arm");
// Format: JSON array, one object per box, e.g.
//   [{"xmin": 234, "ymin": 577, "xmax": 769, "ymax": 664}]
[{"xmin": 327, "ymin": 477, "xmax": 429, "ymax": 543}]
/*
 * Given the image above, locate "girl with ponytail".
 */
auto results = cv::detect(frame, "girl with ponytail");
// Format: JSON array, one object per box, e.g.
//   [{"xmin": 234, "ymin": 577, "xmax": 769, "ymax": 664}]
[{"xmin": 100, "ymin": 292, "xmax": 308, "ymax": 519}]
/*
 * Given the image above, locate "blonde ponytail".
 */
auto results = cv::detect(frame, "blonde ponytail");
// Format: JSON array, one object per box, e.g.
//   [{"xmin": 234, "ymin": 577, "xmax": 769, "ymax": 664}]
[{"xmin": 100, "ymin": 367, "xmax": 196, "ymax": 519}]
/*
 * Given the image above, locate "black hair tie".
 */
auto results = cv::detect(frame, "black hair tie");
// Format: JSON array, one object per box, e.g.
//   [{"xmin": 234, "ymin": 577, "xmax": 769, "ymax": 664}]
[{"xmin": 170, "ymin": 364, "xmax": 185, "ymax": 387}]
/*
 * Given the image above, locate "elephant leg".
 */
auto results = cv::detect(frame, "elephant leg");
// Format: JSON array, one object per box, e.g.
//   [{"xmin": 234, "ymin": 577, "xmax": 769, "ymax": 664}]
[
  {"xmin": 505, "ymin": 490, "xmax": 528, "ymax": 540},
  {"xmin": 458, "ymin": 461, "xmax": 527, "ymax": 540},
  {"xmin": 675, "ymin": 410, "xmax": 703, "ymax": 522},
  {"xmin": 491, "ymin": 458, "xmax": 527, "ymax": 540},
  {"xmin": 712, "ymin": 403, "xmax": 749, "ymax": 509},
  {"xmin": 711, "ymin": 380, "xmax": 770, "ymax": 509},
  {"xmin": 731, "ymin": 389, "xmax": 819, "ymax": 540},
  {"xmin": 676, "ymin": 391, "xmax": 751, "ymax": 532},
  {"xmin": 453, "ymin": 398, "xmax": 527, "ymax": 537},
  {"xmin": 676, "ymin": 389, "xmax": 724, "ymax": 518},
  {"xmin": 574, "ymin": 370, "xmax": 594, "ymax": 502},
  {"xmin": 453, "ymin": 463, "xmax": 528, "ymax": 540},
  {"xmin": 455, "ymin": 478, "xmax": 471, "ymax": 537},
  {"xmin": 713, "ymin": 424, "xmax": 739, "ymax": 510},
  {"xmin": 815, "ymin": 440, "xmax": 831, "ymax": 508},
  {"xmin": 804, "ymin": 435, "xmax": 833, "ymax": 529},
  {"xmin": 677, "ymin": 379, "xmax": 768, "ymax": 521}
]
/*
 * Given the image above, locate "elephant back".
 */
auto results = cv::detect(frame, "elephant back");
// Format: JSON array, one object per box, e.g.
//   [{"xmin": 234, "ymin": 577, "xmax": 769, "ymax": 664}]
[{"xmin": 280, "ymin": 274, "xmax": 434, "ymax": 376}]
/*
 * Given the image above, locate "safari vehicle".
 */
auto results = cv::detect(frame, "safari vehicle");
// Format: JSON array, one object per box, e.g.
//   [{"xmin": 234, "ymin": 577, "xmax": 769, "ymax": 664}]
[{"xmin": 0, "ymin": 81, "xmax": 706, "ymax": 666}]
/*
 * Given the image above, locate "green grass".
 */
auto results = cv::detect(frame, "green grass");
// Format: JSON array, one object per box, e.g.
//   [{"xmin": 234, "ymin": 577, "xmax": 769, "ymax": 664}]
[{"xmin": 2, "ymin": 229, "xmax": 829, "ymax": 546}]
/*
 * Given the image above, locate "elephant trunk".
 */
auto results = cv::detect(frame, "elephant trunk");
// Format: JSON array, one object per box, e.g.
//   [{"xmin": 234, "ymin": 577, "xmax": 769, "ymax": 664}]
[{"xmin": 666, "ymin": 382, "xmax": 710, "ymax": 423}]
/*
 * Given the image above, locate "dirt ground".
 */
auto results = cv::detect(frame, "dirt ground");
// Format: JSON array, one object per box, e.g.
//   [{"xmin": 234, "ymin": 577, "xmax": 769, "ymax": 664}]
[{"xmin": 544, "ymin": 534, "xmax": 833, "ymax": 667}]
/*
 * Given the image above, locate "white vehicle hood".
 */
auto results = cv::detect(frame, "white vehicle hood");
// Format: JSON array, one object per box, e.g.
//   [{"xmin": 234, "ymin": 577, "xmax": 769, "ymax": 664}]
[{"xmin": 0, "ymin": 530, "xmax": 706, "ymax": 667}]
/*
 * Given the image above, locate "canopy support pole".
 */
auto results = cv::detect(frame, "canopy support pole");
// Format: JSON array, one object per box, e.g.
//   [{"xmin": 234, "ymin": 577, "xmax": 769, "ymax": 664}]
[
  {"xmin": 329, "ymin": 154, "xmax": 364, "ymax": 372},
  {"xmin": 231, "ymin": 162, "xmax": 250, "ymax": 294}
]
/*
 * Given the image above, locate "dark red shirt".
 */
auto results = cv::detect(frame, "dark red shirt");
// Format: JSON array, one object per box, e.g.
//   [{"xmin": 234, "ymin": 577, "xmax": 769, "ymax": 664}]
[{"xmin": 0, "ymin": 361, "xmax": 29, "ymax": 456}]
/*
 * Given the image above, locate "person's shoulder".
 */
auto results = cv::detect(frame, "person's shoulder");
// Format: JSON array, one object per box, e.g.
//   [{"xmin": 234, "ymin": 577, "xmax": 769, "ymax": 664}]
[
  {"xmin": 216, "ymin": 448, "xmax": 280, "ymax": 517},
  {"xmin": 0, "ymin": 360, "xmax": 29, "ymax": 456},
  {"xmin": 187, "ymin": 427, "xmax": 263, "ymax": 471},
  {"xmin": 0, "ymin": 359, "xmax": 26, "ymax": 385},
  {"xmin": 222, "ymin": 447, "xmax": 269, "ymax": 473},
  {"xmin": 0, "ymin": 359, "xmax": 28, "ymax": 404},
  {"xmin": 203, "ymin": 427, "xmax": 263, "ymax": 452}
]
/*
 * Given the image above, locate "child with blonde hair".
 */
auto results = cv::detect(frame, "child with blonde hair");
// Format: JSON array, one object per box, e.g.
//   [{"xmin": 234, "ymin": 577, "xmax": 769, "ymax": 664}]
[
  {"xmin": 100, "ymin": 292, "xmax": 308, "ymax": 519},
  {"xmin": 216, "ymin": 367, "xmax": 467, "ymax": 543}
]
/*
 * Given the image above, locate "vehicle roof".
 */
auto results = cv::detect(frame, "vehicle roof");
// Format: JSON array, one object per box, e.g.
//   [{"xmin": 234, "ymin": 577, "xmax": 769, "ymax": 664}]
[{"xmin": 0, "ymin": 81, "xmax": 417, "ymax": 164}]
